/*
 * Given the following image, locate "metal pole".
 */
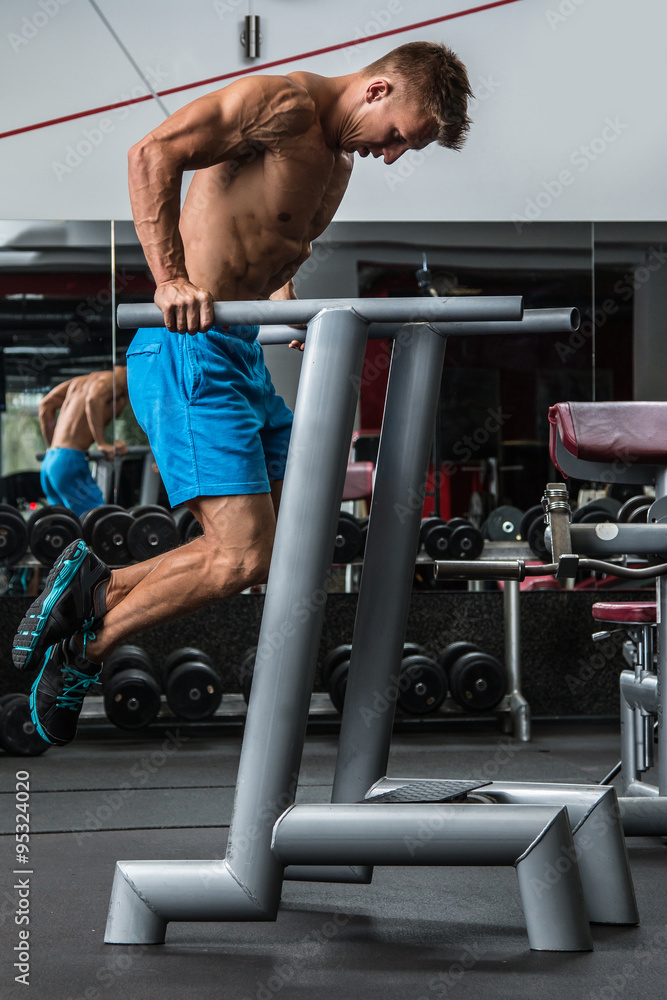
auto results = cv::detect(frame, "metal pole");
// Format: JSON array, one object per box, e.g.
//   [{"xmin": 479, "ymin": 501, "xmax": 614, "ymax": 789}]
[
  {"xmin": 503, "ymin": 579, "xmax": 531, "ymax": 741},
  {"xmin": 332, "ymin": 323, "xmax": 448, "ymax": 805},
  {"xmin": 658, "ymin": 574, "xmax": 667, "ymax": 795}
]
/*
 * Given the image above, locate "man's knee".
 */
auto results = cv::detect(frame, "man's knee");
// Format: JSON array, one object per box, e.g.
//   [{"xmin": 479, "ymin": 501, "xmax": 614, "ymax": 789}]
[{"xmin": 207, "ymin": 539, "xmax": 272, "ymax": 593}]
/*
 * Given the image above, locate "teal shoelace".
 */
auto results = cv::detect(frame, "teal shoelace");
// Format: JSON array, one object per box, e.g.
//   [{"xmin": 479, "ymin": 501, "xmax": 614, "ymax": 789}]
[
  {"xmin": 55, "ymin": 629, "xmax": 99, "ymax": 711},
  {"xmin": 56, "ymin": 663, "xmax": 101, "ymax": 711}
]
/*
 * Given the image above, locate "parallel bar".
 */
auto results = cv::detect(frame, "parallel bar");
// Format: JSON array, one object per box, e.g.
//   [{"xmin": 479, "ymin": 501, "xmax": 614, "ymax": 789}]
[
  {"xmin": 258, "ymin": 307, "xmax": 579, "ymax": 345},
  {"xmin": 105, "ymin": 306, "xmax": 369, "ymax": 942},
  {"xmin": 332, "ymin": 323, "xmax": 448, "ymax": 805},
  {"xmin": 116, "ymin": 295, "xmax": 522, "ymax": 329}
]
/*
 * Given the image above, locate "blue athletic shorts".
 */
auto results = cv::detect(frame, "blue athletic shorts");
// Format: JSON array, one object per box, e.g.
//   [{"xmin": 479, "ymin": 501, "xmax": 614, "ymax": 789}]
[
  {"xmin": 126, "ymin": 325, "xmax": 294, "ymax": 507},
  {"xmin": 40, "ymin": 447, "xmax": 105, "ymax": 516}
]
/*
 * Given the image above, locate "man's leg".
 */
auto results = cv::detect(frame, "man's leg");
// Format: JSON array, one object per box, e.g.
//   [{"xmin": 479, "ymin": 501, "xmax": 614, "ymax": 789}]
[{"xmin": 82, "ymin": 491, "xmax": 276, "ymax": 662}]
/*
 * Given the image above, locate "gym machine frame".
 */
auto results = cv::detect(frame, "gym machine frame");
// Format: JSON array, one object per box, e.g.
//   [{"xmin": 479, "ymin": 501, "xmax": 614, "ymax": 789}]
[{"xmin": 106, "ymin": 296, "xmax": 636, "ymax": 952}]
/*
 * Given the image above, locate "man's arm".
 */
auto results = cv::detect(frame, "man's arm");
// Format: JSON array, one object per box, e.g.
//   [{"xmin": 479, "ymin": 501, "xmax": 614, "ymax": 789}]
[
  {"xmin": 38, "ymin": 380, "xmax": 73, "ymax": 446},
  {"xmin": 84, "ymin": 374, "xmax": 127, "ymax": 459},
  {"xmin": 128, "ymin": 76, "xmax": 318, "ymax": 334}
]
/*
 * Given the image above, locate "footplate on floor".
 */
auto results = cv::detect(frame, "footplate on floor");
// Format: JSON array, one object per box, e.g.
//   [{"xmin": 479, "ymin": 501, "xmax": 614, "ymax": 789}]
[{"xmin": 363, "ymin": 779, "xmax": 491, "ymax": 803}]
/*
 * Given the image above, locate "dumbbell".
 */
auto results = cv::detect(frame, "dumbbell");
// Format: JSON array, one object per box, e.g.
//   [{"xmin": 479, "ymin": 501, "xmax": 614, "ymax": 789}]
[
  {"xmin": 519, "ymin": 505, "xmax": 550, "ymax": 561},
  {"xmin": 320, "ymin": 642, "xmax": 433, "ymax": 715},
  {"xmin": 482, "ymin": 505, "xmax": 524, "ymax": 542},
  {"xmin": 162, "ymin": 647, "xmax": 222, "ymax": 720},
  {"xmin": 572, "ymin": 500, "xmax": 620, "ymax": 523},
  {"xmin": 420, "ymin": 517, "xmax": 484, "ymax": 560},
  {"xmin": 0, "ymin": 504, "xmax": 30, "ymax": 565},
  {"xmin": 27, "ymin": 505, "xmax": 82, "ymax": 566},
  {"xmin": 397, "ymin": 648, "xmax": 447, "ymax": 716},
  {"xmin": 127, "ymin": 505, "xmax": 179, "ymax": 561},
  {"xmin": 101, "ymin": 645, "xmax": 162, "ymax": 730},
  {"xmin": 0, "ymin": 693, "xmax": 50, "ymax": 756},
  {"xmin": 320, "ymin": 643, "xmax": 352, "ymax": 713},
  {"xmin": 173, "ymin": 506, "xmax": 204, "ymax": 543},
  {"xmin": 82, "ymin": 504, "xmax": 134, "ymax": 565},
  {"xmin": 333, "ymin": 512, "xmax": 365, "ymax": 563},
  {"xmin": 618, "ymin": 495, "xmax": 652, "ymax": 523},
  {"xmin": 438, "ymin": 641, "xmax": 507, "ymax": 712}
]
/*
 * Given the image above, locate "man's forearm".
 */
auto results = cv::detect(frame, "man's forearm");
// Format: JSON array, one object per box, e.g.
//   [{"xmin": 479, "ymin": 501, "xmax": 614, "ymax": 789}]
[
  {"xmin": 128, "ymin": 140, "xmax": 189, "ymax": 286},
  {"xmin": 39, "ymin": 411, "xmax": 55, "ymax": 447}
]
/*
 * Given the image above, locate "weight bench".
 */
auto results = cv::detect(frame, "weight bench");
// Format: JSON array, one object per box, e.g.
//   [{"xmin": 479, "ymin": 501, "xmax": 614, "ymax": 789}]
[
  {"xmin": 103, "ymin": 298, "xmax": 637, "ymax": 954},
  {"xmin": 549, "ymin": 401, "xmax": 667, "ymax": 834}
]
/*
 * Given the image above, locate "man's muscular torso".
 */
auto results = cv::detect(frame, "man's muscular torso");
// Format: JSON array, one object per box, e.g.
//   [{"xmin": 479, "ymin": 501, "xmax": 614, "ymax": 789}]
[
  {"xmin": 50, "ymin": 373, "xmax": 127, "ymax": 452},
  {"xmin": 130, "ymin": 72, "xmax": 354, "ymax": 305}
]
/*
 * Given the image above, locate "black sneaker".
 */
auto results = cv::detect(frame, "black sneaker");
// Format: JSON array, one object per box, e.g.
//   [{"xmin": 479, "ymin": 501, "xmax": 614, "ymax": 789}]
[
  {"xmin": 12, "ymin": 539, "xmax": 110, "ymax": 673},
  {"xmin": 30, "ymin": 636, "xmax": 102, "ymax": 746}
]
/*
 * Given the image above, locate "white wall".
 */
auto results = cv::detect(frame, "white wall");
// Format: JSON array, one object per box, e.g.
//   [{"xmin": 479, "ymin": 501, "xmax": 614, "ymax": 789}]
[{"xmin": 0, "ymin": 0, "xmax": 665, "ymax": 221}]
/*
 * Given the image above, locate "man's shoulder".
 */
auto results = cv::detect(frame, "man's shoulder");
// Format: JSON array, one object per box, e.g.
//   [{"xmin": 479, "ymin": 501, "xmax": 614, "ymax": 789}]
[{"xmin": 219, "ymin": 74, "xmax": 317, "ymax": 137}]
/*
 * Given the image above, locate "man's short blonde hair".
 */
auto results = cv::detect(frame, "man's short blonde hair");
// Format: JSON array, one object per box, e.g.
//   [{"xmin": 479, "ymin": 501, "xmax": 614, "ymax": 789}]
[{"xmin": 363, "ymin": 41, "xmax": 473, "ymax": 151}]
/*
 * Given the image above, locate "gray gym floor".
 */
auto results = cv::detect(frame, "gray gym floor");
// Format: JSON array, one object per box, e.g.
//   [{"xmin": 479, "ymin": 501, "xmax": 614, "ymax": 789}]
[{"xmin": 1, "ymin": 720, "xmax": 665, "ymax": 999}]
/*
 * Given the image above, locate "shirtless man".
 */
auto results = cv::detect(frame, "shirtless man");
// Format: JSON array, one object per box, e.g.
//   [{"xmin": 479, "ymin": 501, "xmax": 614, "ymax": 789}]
[
  {"xmin": 38, "ymin": 368, "xmax": 129, "ymax": 516},
  {"xmin": 15, "ymin": 40, "xmax": 472, "ymax": 745}
]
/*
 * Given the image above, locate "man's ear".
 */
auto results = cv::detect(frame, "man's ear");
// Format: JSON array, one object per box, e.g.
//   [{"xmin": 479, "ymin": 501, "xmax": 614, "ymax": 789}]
[{"xmin": 365, "ymin": 78, "xmax": 391, "ymax": 103}]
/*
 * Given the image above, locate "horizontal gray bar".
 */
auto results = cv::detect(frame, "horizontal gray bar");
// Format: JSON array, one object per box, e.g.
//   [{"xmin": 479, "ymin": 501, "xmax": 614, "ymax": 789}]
[
  {"xmin": 258, "ymin": 308, "xmax": 579, "ymax": 344},
  {"xmin": 117, "ymin": 295, "xmax": 523, "ymax": 329},
  {"xmin": 271, "ymin": 802, "xmax": 563, "ymax": 866}
]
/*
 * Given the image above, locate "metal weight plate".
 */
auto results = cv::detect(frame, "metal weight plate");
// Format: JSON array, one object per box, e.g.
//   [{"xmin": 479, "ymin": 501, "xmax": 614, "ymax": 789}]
[
  {"xmin": 397, "ymin": 655, "xmax": 447, "ymax": 715},
  {"xmin": 647, "ymin": 496, "xmax": 667, "ymax": 524},
  {"xmin": 103, "ymin": 669, "xmax": 162, "ymax": 730},
  {"xmin": 129, "ymin": 504, "xmax": 172, "ymax": 519},
  {"xmin": 527, "ymin": 514, "xmax": 551, "ymax": 561},
  {"xmin": 0, "ymin": 693, "xmax": 25, "ymax": 711},
  {"xmin": 81, "ymin": 504, "xmax": 124, "ymax": 545},
  {"xmin": 625, "ymin": 501, "xmax": 651, "ymax": 524},
  {"xmin": 420, "ymin": 518, "xmax": 452, "ymax": 560},
  {"xmin": 437, "ymin": 641, "xmax": 480, "ymax": 675},
  {"xmin": 0, "ymin": 695, "xmax": 50, "ymax": 756},
  {"xmin": 102, "ymin": 644, "xmax": 155, "ymax": 680},
  {"xmin": 618, "ymin": 495, "xmax": 652, "ymax": 523},
  {"xmin": 127, "ymin": 511, "xmax": 179, "ymax": 561},
  {"xmin": 28, "ymin": 506, "xmax": 82, "ymax": 565},
  {"xmin": 321, "ymin": 644, "xmax": 352, "ymax": 688},
  {"xmin": 520, "ymin": 505, "xmax": 545, "ymax": 541},
  {"xmin": 403, "ymin": 642, "xmax": 427, "ymax": 658},
  {"xmin": 572, "ymin": 501, "xmax": 616, "ymax": 524},
  {"xmin": 165, "ymin": 661, "xmax": 223, "ymax": 720},
  {"xmin": 448, "ymin": 651, "xmax": 507, "ymax": 712},
  {"xmin": 0, "ymin": 507, "xmax": 29, "ymax": 564},
  {"xmin": 173, "ymin": 506, "xmax": 204, "ymax": 543},
  {"xmin": 327, "ymin": 661, "xmax": 349, "ymax": 714},
  {"xmin": 333, "ymin": 512, "xmax": 363, "ymax": 563},
  {"xmin": 162, "ymin": 647, "xmax": 213, "ymax": 687},
  {"xmin": 447, "ymin": 521, "xmax": 484, "ymax": 560},
  {"xmin": 483, "ymin": 506, "xmax": 524, "ymax": 542},
  {"xmin": 91, "ymin": 511, "xmax": 134, "ymax": 565}
]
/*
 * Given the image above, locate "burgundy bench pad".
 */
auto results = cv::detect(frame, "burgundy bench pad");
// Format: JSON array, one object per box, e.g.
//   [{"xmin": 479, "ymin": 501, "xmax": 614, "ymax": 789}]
[
  {"xmin": 592, "ymin": 601, "xmax": 657, "ymax": 624},
  {"xmin": 549, "ymin": 401, "xmax": 667, "ymax": 464}
]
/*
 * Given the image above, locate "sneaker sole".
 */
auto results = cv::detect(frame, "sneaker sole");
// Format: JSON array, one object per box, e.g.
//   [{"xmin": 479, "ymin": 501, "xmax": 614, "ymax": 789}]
[{"xmin": 13, "ymin": 540, "xmax": 88, "ymax": 674}]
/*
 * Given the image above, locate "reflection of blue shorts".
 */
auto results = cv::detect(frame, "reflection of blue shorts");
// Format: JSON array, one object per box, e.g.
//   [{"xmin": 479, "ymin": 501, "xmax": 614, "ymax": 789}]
[
  {"xmin": 40, "ymin": 447, "xmax": 105, "ymax": 516},
  {"xmin": 126, "ymin": 325, "xmax": 293, "ymax": 507}
]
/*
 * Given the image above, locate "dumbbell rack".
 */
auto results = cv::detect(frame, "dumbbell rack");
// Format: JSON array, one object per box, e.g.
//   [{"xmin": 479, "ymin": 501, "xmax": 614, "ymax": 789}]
[{"xmin": 104, "ymin": 296, "xmax": 636, "ymax": 953}]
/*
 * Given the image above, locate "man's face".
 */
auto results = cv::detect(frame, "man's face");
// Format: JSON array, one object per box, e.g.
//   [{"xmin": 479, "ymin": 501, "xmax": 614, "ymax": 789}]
[{"xmin": 347, "ymin": 80, "xmax": 438, "ymax": 165}]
